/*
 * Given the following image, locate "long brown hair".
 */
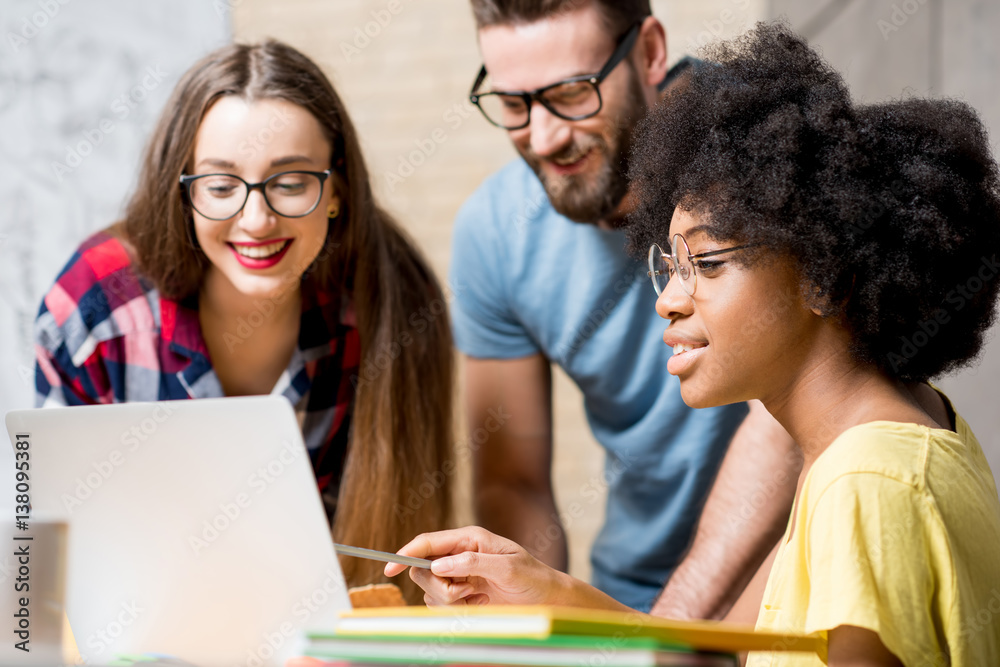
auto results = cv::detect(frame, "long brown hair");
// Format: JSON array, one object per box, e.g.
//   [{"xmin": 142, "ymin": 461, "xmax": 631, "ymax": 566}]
[{"xmin": 118, "ymin": 40, "xmax": 454, "ymax": 603}]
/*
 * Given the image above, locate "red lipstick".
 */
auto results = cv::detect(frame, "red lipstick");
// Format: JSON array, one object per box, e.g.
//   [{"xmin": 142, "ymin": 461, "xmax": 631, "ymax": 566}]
[{"xmin": 228, "ymin": 239, "xmax": 293, "ymax": 270}]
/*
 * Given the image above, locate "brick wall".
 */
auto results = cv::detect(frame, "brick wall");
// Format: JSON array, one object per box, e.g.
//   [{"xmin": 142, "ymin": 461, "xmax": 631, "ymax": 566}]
[{"xmin": 234, "ymin": 0, "xmax": 1000, "ymax": 586}]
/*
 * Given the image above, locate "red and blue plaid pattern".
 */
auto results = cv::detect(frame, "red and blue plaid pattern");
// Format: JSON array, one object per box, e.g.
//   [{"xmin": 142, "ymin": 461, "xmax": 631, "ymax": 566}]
[{"xmin": 34, "ymin": 231, "xmax": 360, "ymax": 495}]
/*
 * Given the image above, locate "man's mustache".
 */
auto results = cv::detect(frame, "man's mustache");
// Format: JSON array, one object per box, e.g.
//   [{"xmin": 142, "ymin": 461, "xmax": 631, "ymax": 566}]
[{"xmin": 523, "ymin": 135, "xmax": 606, "ymax": 170}]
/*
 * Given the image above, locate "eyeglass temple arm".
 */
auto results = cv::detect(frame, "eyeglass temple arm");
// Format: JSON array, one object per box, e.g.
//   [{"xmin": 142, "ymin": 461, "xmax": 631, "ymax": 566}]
[
  {"xmin": 690, "ymin": 243, "xmax": 756, "ymax": 260},
  {"xmin": 596, "ymin": 21, "xmax": 643, "ymax": 82},
  {"xmin": 472, "ymin": 21, "xmax": 641, "ymax": 95},
  {"xmin": 470, "ymin": 65, "xmax": 488, "ymax": 97}
]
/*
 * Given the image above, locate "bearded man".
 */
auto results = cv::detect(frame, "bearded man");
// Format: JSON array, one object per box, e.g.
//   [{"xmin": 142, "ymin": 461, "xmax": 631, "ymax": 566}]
[{"xmin": 449, "ymin": 0, "xmax": 799, "ymax": 616}]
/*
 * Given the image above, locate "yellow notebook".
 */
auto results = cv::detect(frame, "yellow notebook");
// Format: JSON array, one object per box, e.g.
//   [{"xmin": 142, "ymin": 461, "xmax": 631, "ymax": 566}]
[{"xmin": 335, "ymin": 605, "xmax": 826, "ymax": 659}]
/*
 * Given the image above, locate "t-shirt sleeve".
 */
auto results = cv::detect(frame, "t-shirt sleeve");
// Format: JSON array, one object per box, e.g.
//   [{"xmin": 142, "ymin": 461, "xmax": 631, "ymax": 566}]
[
  {"xmin": 802, "ymin": 472, "xmax": 945, "ymax": 664},
  {"xmin": 448, "ymin": 188, "xmax": 540, "ymax": 359}
]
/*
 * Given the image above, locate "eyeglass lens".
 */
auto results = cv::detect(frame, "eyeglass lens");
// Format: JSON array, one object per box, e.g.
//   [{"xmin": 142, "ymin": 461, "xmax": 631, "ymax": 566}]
[
  {"xmin": 188, "ymin": 172, "xmax": 325, "ymax": 220},
  {"xmin": 671, "ymin": 234, "xmax": 696, "ymax": 296},
  {"xmin": 648, "ymin": 243, "xmax": 671, "ymax": 295},
  {"xmin": 477, "ymin": 80, "xmax": 602, "ymax": 129},
  {"xmin": 648, "ymin": 236, "xmax": 698, "ymax": 297}
]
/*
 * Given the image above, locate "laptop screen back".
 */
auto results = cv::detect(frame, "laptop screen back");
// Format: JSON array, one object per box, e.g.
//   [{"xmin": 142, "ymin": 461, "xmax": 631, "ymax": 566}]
[{"xmin": 5, "ymin": 395, "xmax": 351, "ymax": 666}]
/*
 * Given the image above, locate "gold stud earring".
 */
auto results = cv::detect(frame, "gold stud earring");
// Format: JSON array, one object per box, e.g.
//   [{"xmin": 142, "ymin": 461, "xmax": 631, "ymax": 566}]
[{"xmin": 327, "ymin": 197, "xmax": 341, "ymax": 219}]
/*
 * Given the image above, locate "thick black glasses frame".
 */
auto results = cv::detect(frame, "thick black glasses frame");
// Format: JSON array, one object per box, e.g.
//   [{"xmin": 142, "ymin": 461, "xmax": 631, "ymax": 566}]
[
  {"xmin": 179, "ymin": 169, "xmax": 332, "ymax": 221},
  {"xmin": 469, "ymin": 21, "xmax": 643, "ymax": 130}
]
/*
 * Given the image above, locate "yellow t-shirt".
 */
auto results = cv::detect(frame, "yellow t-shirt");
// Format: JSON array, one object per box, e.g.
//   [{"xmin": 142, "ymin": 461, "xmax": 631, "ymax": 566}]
[{"xmin": 747, "ymin": 406, "xmax": 1000, "ymax": 666}]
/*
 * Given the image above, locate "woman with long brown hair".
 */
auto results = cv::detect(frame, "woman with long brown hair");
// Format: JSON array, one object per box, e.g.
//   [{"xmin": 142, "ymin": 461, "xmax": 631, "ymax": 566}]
[{"xmin": 33, "ymin": 39, "xmax": 454, "ymax": 603}]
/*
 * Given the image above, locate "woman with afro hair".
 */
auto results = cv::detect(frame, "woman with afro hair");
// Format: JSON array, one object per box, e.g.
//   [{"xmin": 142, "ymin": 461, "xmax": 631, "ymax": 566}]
[{"xmin": 386, "ymin": 21, "xmax": 1000, "ymax": 667}]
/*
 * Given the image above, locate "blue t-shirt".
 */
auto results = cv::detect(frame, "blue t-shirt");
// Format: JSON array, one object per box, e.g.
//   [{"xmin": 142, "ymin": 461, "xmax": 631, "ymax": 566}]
[{"xmin": 449, "ymin": 159, "xmax": 748, "ymax": 611}]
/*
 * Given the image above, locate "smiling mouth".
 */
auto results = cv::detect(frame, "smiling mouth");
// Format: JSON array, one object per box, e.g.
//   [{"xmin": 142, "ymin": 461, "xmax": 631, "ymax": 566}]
[
  {"xmin": 547, "ymin": 148, "xmax": 594, "ymax": 174},
  {"xmin": 230, "ymin": 240, "xmax": 290, "ymax": 260},
  {"xmin": 552, "ymin": 148, "xmax": 590, "ymax": 166},
  {"xmin": 666, "ymin": 341, "xmax": 708, "ymax": 376}
]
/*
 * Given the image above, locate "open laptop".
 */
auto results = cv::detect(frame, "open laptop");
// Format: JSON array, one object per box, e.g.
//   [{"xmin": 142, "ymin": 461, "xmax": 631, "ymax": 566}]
[{"xmin": 5, "ymin": 396, "xmax": 352, "ymax": 666}]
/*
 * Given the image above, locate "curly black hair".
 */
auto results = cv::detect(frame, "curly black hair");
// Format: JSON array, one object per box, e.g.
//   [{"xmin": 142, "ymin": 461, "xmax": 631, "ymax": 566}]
[{"xmin": 625, "ymin": 21, "xmax": 1000, "ymax": 383}]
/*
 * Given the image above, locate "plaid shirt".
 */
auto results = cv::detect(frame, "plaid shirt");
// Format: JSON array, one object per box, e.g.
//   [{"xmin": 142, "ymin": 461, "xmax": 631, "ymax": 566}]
[{"xmin": 34, "ymin": 231, "xmax": 360, "ymax": 499}]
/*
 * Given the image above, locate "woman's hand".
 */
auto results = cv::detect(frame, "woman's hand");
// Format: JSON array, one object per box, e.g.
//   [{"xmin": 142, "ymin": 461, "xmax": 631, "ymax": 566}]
[
  {"xmin": 384, "ymin": 526, "xmax": 634, "ymax": 610},
  {"xmin": 384, "ymin": 526, "xmax": 569, "ymax": 606}
]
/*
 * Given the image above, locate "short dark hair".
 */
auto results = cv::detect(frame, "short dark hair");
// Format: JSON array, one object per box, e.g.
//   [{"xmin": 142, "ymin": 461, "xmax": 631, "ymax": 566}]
[
  {"xmin": 469, "ymin": 0, "xmax": 651, "ymax": 37},
  {"xmin": 625, "ymin": 21, "xmax": 1000, "ymax": 383}
]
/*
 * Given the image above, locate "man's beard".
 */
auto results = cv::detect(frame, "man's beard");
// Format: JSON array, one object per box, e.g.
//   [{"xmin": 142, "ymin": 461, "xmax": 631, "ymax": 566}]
[{"xmin": 518, "ymin": 71, "xmax": 647, "ymax": 225}]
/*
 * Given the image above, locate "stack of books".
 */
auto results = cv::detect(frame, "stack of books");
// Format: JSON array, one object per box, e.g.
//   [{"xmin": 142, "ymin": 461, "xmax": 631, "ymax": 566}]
[{"xmin": 294, "ymin": 605, "xmax": 826, "ymax": 667}]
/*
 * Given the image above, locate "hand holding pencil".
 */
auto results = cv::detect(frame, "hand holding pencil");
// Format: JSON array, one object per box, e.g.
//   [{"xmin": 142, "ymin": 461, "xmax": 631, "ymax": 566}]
[{"xmin": 383, "ymin": 526, "xmax": 631, "ymax": 611}]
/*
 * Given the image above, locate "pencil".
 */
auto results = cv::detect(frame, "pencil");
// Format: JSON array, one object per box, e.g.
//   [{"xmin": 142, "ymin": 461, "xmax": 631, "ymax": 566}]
[{"xmin": 334, "ymin": 543, "xmax": 433, "ymax": 569}]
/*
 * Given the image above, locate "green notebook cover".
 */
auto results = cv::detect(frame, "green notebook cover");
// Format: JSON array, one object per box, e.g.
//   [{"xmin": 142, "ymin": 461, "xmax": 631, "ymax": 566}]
[
  {"xmin": 304, "ymin": 634, "xmax": 738, "ymax": 667},
  {"xmin": 332, "ymin": 604, "xmax": 825, "ymax": 658},
  {"xmin": 307, "ymin": 634, "xmax": 688, "ymax": 651}
]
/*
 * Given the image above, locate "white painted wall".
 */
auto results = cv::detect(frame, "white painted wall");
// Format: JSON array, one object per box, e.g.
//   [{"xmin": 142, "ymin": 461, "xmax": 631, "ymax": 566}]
[
  {"xmin": 0, "ymin": 1, "xmax": 230, "ymax": 492},
  {"xmin": 770, "ymin": 0, "xmax": 1000, "ymax": 482}
]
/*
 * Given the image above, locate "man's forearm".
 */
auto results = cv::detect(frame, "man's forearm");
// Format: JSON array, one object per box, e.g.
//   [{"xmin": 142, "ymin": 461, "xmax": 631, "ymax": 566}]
[
  {"xmin": 475, "ymin": 484, "xmax": 569, "ymax": 571},
  {"xmin": 652, "ymin": 401, "xmax": 801, "ymax": 620}
]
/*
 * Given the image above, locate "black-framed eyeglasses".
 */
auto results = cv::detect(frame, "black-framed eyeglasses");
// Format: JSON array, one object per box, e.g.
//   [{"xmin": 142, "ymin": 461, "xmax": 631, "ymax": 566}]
[
  {"xmin": 469, "ymin": 21, "xmax": 642, "ymax": 130},
  {"xmin": 179, "ymin": 170, "xmax": 332, "ymax": 221},
  {"xmin": 648, "ymin": 234, "xmax": 755, "ymax": 297}
]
